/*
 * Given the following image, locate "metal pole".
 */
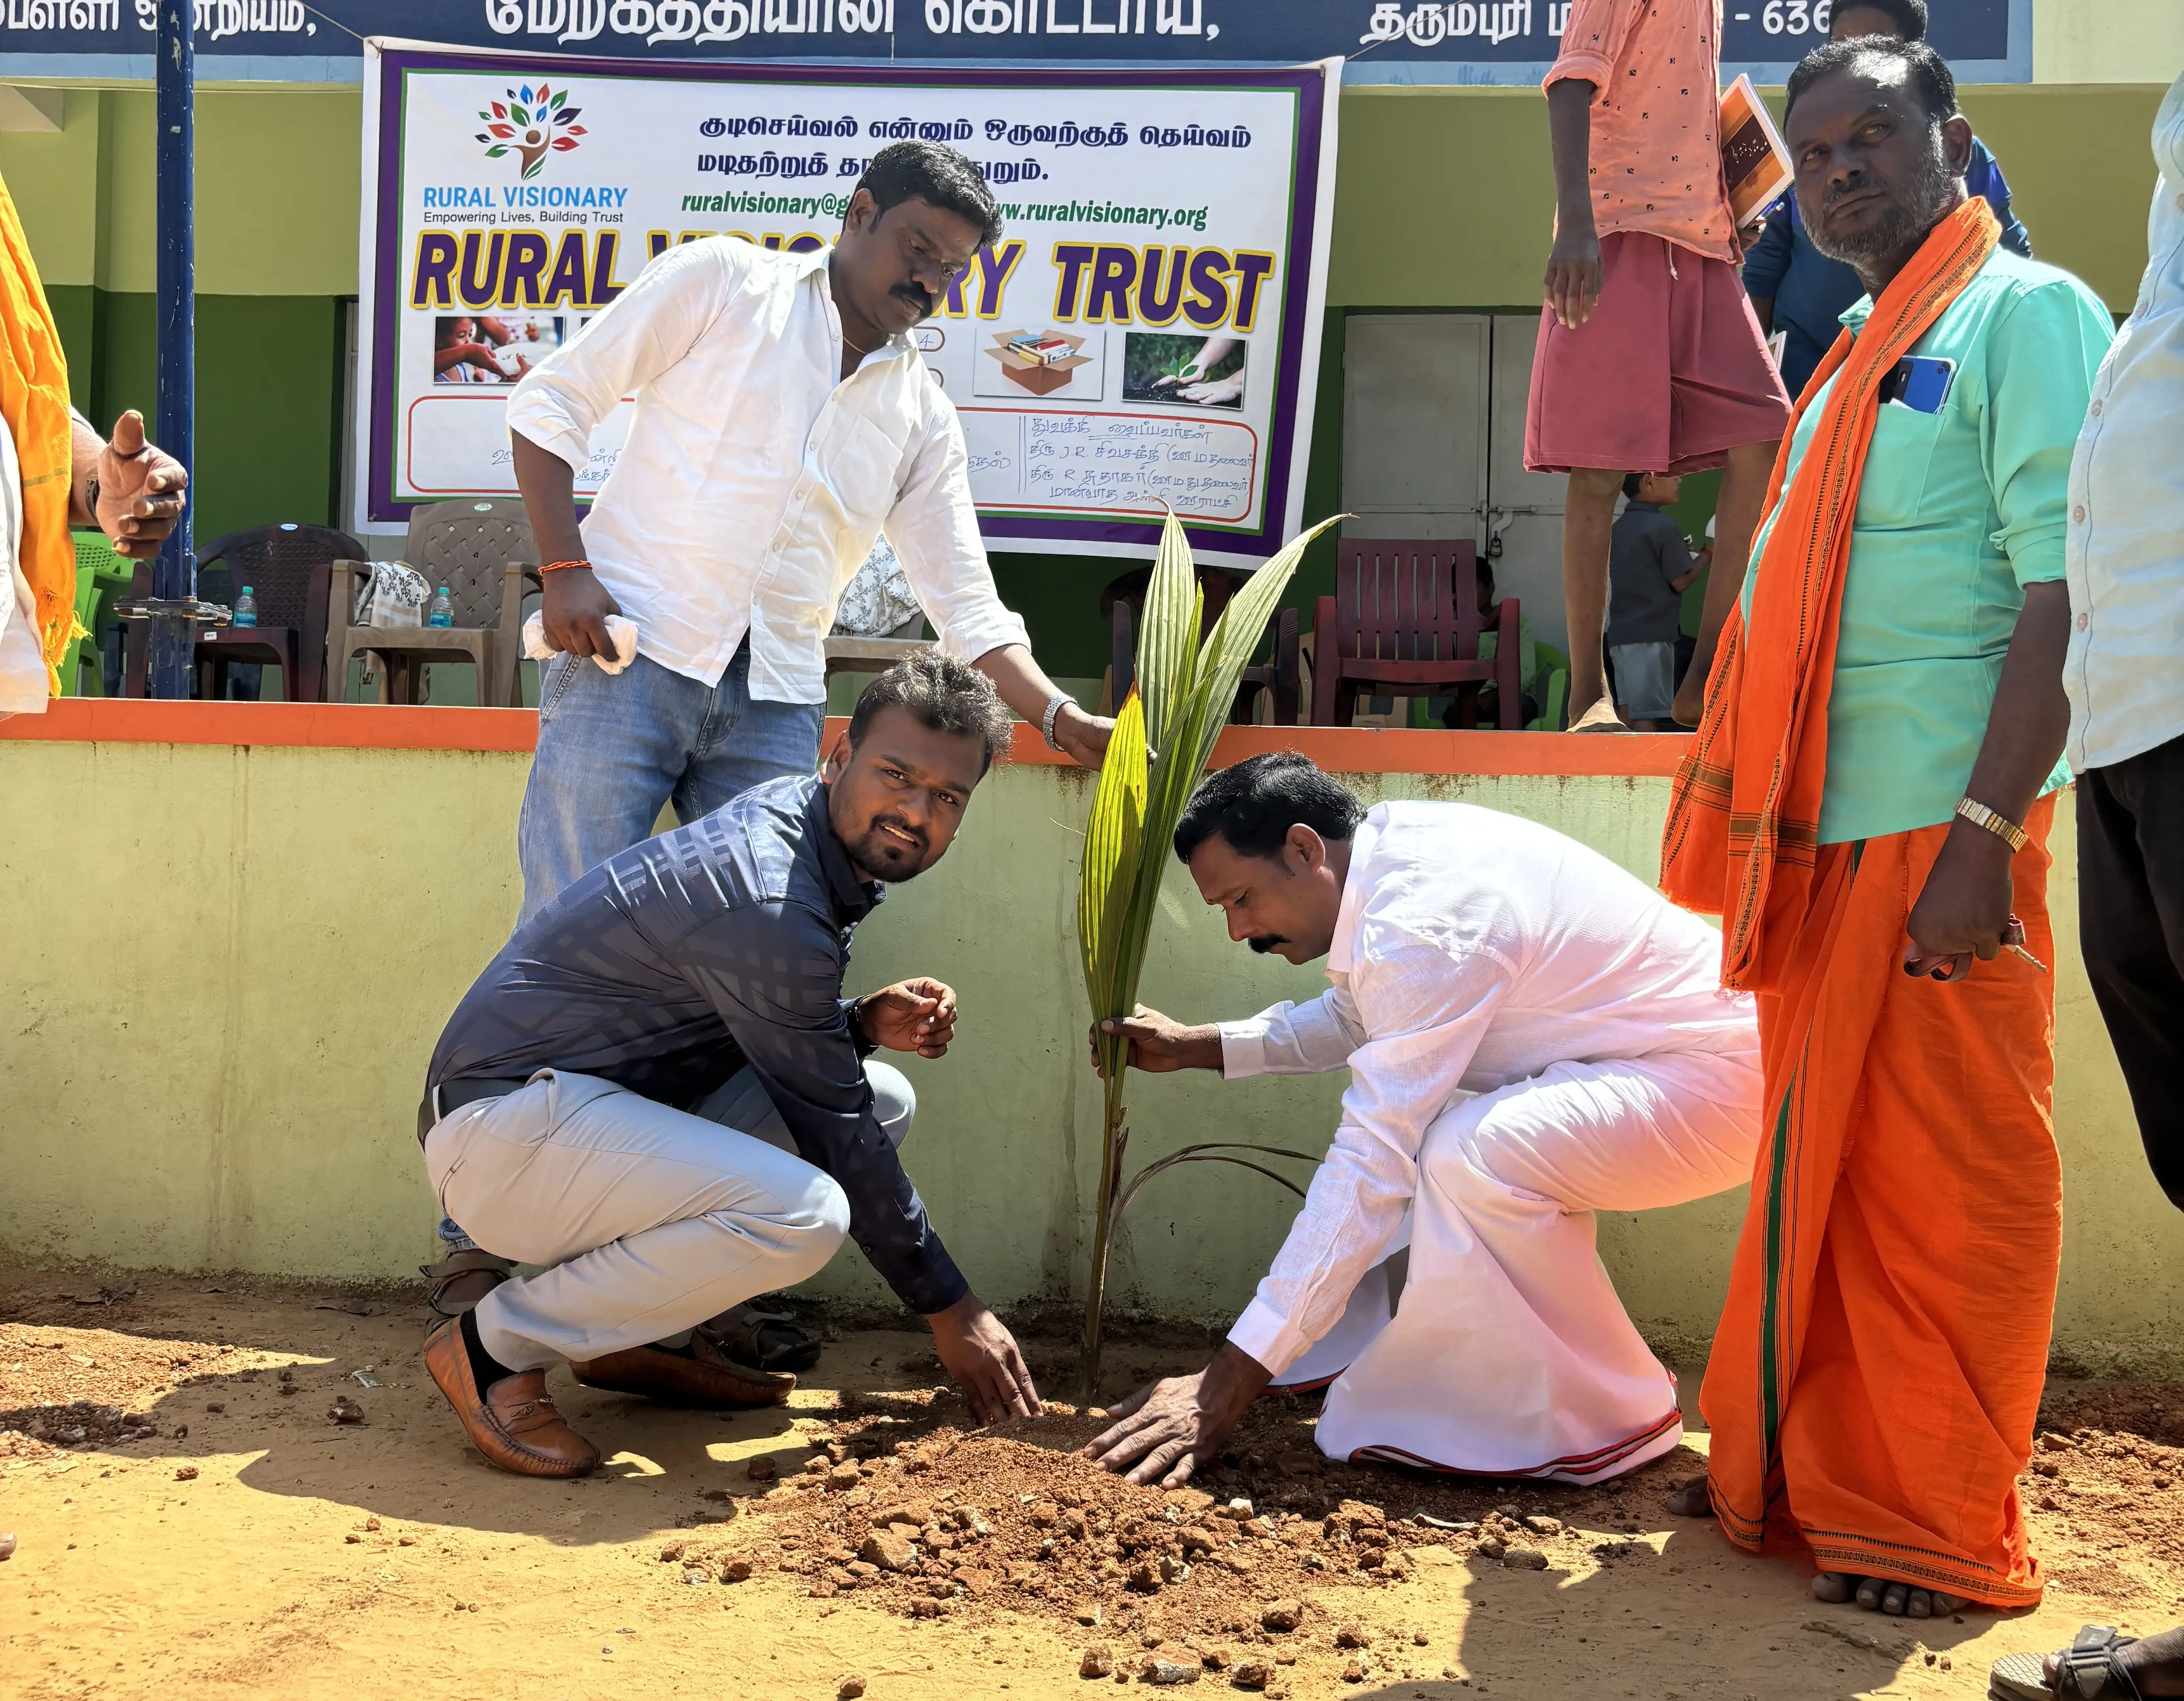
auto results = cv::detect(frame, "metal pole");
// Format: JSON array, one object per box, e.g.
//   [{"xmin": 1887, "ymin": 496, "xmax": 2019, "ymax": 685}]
[{"xmin": 151, "ymin": 0, "xmax": 196, "ymax": 699}]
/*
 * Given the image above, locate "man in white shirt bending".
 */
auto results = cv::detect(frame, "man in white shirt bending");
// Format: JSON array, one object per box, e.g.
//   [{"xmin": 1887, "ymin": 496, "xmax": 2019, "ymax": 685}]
[
  {"xmin": 1085, "ymin": 753, "xmax": 1762, "ymax": 1488},
  {"xmin": 505, "ymin": 140, "xmax": 1111, "ymax": 923}
]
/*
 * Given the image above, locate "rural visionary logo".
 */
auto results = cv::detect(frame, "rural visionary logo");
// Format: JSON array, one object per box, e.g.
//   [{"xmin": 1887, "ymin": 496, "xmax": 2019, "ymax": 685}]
[{"xmin": 475, "ymin": 83, "xmax": 586, "ymax": 180}]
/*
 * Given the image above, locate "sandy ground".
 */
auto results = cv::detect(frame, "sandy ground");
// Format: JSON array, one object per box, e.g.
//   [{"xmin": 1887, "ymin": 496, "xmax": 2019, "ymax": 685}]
[{"xmin": 4, "ymin": 1267, "xmax": 2182, "ymax": 1701}]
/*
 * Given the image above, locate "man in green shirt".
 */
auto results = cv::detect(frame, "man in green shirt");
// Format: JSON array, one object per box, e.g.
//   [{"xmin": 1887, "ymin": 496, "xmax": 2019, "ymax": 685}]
[{"xmin": 1662, "ymin": 35, "xmax": 2109, "ymax": 1624}]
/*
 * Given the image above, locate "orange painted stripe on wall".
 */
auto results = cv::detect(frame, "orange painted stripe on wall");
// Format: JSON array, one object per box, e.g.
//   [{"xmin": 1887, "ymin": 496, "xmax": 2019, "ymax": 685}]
[{"xmin": 2, "ymin": 699, "xmax": 1687, "ymax": 779}]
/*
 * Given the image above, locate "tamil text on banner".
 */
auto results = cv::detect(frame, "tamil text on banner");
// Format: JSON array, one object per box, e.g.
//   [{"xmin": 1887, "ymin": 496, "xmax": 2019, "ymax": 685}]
[
  {"xmin": 356, "ymin": 40, "xmax": 1339, "ymax": 565},
  {"xmin": 1, "ymin": 2, "xmax": 2023, "ymax": 85}
]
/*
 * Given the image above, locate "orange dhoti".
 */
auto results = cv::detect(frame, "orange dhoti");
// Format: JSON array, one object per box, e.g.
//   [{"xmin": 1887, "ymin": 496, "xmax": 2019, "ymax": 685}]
[
  {"xmin": 1657, "ymin": 202, "xmax": 2060, "ymax": 1605},
  {"xmin": 1699, "ymin": 799, "xmax": 2061, "ymax": 1607}
]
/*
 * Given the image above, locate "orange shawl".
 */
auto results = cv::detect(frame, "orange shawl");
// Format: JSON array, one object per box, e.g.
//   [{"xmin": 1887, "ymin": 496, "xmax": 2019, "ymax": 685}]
[
  {"xmin": 1660, "ymin": 197, "xmax": 2000, "ymax": 989},
  {"xmin": 0, "ymin": 166, "xmax": 77, "ymax": 695}
]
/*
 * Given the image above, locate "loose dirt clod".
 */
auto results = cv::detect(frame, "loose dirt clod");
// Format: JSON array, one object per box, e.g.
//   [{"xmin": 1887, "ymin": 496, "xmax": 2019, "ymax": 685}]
[
  {"xmin": 1142, "ymin": 1643, "xmax": 1201, "ymax": 1684},
  {"xmin": 746, "ymin": 1456, "xmax": 778, "ymax": 1482},
  {"xmin": 1080, "ymin": 1645, "xmax": 1114, "ymax": 1678},
  {"xmin": 0, "ymin": 1532, "xmax": 16, "ymax": 1561},
  {"xmin": 174, "ymin": 1465, "xmax": 198, "ymax": 1481},
  {"xmin": 328, "ymin": 1396, "xmax": 366, "ymax": 1425},
  {"xmin": 837, "ymin": 1673, "xmax": 867, "ymax": 1698}
]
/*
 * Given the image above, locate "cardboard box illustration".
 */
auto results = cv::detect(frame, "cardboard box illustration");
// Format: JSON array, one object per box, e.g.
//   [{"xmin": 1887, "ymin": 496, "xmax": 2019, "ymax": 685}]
[{"xmin": 986, "ymin": 327, "xmax": 1095, "ymax": 398}]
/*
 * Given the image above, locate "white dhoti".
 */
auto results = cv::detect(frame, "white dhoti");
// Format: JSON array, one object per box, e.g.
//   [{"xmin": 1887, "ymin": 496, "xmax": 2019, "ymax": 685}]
[{"xmin": 1307, "ymin": 1046, "xmax": 1761, "ymax": 1485}]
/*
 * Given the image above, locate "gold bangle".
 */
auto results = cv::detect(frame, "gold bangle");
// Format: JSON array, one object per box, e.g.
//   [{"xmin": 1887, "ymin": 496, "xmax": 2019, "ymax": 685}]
[{"xmin": 1955, "ymin": 797, "xmax": 2029, "ymax": 854}]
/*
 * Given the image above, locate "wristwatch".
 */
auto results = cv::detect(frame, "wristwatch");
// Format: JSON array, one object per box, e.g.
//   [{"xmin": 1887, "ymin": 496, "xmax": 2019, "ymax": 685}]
[
  {"xmin": 1041, "ymin": 691, "xmax": 1072, "ymax": 752},
  {"xmin": 1955, "ymin": 796, "xmax": 2029, "ymax": 854}
]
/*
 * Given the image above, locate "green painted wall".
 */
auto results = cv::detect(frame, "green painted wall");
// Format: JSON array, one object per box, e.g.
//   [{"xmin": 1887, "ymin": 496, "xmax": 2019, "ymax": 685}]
[{"xmin": 0, "ymin": 739, "xmax": 2173, "ymax": 1375}]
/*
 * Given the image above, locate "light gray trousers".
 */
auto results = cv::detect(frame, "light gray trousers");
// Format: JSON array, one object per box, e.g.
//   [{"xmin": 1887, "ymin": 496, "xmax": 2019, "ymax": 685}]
[{"xmin": 423, "ymin": 1062, "xmax": 914, "ymax": 1373}]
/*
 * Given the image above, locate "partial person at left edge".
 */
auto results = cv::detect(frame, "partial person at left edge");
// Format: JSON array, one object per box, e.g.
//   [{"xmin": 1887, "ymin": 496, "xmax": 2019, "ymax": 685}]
[{"xmin": 1, "ymin": 166, "xmax": 188, "ymax": 720}]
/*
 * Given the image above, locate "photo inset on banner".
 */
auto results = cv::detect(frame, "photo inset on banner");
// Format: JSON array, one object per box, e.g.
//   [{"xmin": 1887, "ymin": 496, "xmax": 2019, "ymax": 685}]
[
  {"xmin": 976, "ymin": 327, "xmax": 1106, "ymax": 401},
  {"xmin": 432, "ymin": 313, "xmax": 565, "ymax": 384},
  {"xmin": 1123, "ymin": 332, "xmax": 1247, "ymax": 407}
]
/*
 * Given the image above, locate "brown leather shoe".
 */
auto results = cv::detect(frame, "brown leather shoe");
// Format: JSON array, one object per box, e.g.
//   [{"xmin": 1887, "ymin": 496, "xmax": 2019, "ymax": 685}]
[
  {"xmin": 422, "ymin": 1318, "xmax": 601, "ymax": 1478},
  {"xmin": 570, "ymin": 1328, "xmax": 796, "ymax": 1408}
]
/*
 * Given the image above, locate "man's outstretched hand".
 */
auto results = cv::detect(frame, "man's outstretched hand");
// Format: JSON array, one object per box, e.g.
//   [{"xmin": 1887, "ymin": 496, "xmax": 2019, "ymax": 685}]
[
  {"xmin": 928, "ymin": 1292, "xmax": 1042, "ymax": 1425},
  {"xmin": 1084, "ymin": 1343, "xmax": 1271, "ymax": 1488},
  {"xmin": 857, "ymin": 977, "xmax": 958, "ymax": 1058},
  {"xmin": 1089, "ymin": 1003, "xmax": 1222, "ymax": 1074},
  {"xmin": 90, "ymin": 411, "xmax": 188, "ymax": 560},
  {"xmin": 1053, "ymin": 701, "xmax": 1116, "ymax": 771}
]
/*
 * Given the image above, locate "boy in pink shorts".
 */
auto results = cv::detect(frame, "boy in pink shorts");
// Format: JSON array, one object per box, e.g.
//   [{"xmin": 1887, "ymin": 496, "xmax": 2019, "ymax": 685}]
[{"xmin": 1528, "ymin": 0, "xmax": 1790, "ymax": 730}]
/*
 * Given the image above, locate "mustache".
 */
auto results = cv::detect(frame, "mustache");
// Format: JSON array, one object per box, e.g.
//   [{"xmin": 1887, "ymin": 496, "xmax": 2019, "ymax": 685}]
[
  {"xmin": 892, "ymin": 281, "xmax": 934, "ymax": 314},
  {"xmin": 1247, "ymin": 934, "xmax": 1289, "ymax": 955},
  {"xmin": 1822, "ymin": 172, "xmax": 1888, "ymax": 215}
]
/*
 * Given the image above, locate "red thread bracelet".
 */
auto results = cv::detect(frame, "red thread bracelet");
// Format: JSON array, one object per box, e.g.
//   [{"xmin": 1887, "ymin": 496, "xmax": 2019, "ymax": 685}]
[{"xmin": 539, "ymin": 558, "xmax": 592, "ymax": 573}]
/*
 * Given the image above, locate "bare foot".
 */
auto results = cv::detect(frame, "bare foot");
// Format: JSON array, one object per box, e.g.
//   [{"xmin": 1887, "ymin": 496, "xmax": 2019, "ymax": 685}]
[
  {"xmin": 1812, "ymin": 1571, "xmax": 1964, "ymax": 1618},
  {"xmin": 1665, "ymin": 1474, "xmax": 1712, "ymax": 1517},
  {"xmin": 2044, "ymin": 1625, "xmax": 2184, "ymax": 1697}
]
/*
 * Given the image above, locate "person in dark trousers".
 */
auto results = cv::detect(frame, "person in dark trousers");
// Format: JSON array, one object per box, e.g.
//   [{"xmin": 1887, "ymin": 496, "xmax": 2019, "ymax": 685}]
[
  {"xmin": 1607, "ymin": 472, "xmax": 1701, "ymax": 730},
  {"xmin": 2062, "ymin": 67, "xmax": 2184, "ymax": 1216},
  {"xmin": 1743, "ymin": 0, "xmax": 2034, "ymax": 398}
]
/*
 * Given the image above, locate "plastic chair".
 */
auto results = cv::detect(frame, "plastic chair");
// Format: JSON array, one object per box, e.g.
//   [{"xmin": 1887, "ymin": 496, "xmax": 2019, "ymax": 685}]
[
  {"xmin": 122, "ymin": 523, "xmax": 356, "ymax": 702},
  {"xmin": 328, "ymin": 499, "xmax": 536, "ymax": 707},
  {"xmin": 1104, "ymin": 564, "xmax": 1299, "ymax": 726},
  {"xmin": 1528, "ymin": 642, "xmax": 1571, "ymax": 732},
  {"xmin": 1307, "ymin": 538, "xmax": 1521, "ymax": 729},
  {"xmin": 62, "ymin": 533, "xmax": 135, "ymax": 697}
]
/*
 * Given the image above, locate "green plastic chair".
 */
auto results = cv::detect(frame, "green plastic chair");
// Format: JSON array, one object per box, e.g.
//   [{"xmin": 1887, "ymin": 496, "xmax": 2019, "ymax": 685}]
[
  {"xmin": 61, "ymin": 532, "xmax": 134, "ymax": 698},
  {"xmin": 1528, "ymin": 643, "xmax": 1571, "ymax": 732}
]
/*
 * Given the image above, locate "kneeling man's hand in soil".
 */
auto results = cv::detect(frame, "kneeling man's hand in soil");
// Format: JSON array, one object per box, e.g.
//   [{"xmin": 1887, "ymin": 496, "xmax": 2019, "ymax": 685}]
[
  {"xmin": 928, "ymin": 1292, "xmax": 1042, "ymax": 1425},
  {"xmin": 1084, "ymin": 1342, "xmax": 1271, "ymax": 1488}
]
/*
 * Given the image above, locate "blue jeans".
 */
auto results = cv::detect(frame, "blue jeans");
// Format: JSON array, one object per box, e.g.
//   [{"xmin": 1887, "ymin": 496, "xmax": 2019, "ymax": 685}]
[
  {"xmin": 441, "ymin": 638, "xmax": 823, "ymax": 1255},
  {"xmin": 516, "ymin": 637, "xmax": 825, "ymax": 925}
]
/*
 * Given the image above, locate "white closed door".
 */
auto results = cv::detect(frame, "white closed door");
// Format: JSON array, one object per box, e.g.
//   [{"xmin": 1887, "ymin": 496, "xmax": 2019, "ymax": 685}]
[
  {"xmin": 1340, "ymin": 314, "xmax": 1490, "ymax": 544},
  {"xmin": 1339, "ymin": 313, "xmax": 1570, "ymax": 660}
]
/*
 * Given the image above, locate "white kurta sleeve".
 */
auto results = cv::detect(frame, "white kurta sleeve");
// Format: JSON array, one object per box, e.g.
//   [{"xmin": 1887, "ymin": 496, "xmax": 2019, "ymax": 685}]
[
  {"xmin": 1227, "ymin": 921, "xmax": 1518, "ymax": 1378},
  {"xmin": 882, "ymin": 401, "xmax": 1031, "ymax": 664},
  {"xmin": 503, "ymin": 239, "xmax": 739, "ymax": 476},
  {"xmin": 1218, "ymin": 984, "xmax": 1366, "ymax": 1078}
]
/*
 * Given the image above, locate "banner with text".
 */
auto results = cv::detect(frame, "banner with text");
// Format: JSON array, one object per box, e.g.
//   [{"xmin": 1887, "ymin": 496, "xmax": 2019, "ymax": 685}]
[
  {"xmin": 0, "ymin": 0, "xmax": 2023, "ymax": 84},
  {"xmin": 358, "ymin": 40, "xmax": 1339, "ymax": 565}
]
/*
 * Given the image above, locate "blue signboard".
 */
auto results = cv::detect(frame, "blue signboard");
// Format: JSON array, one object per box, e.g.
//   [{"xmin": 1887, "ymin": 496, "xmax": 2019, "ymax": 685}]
[{"xmin": 1, "ymin": 0, "xmax": 2027, "ymax": 85}]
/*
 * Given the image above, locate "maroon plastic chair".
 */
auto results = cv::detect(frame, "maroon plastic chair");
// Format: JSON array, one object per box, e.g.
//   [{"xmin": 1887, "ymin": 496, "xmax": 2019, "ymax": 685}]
[
  {"xmin": 122, "ymin": 523, "xmax": 357, "ymax": 702},
  {"xmin": 1308, "ymin": 537, "xmax": 1521, "ymax": 729},
  {"xmin": 1104, "ymin": 564, "xmax": 1302, "ymax": 727}
]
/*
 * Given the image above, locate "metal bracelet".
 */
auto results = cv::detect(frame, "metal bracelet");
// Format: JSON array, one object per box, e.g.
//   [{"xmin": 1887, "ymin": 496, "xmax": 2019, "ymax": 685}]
[
  {"xmin": 1041, "ymin": 691, "xmax": 1071, "ymax": 752},
  {"xmin": 1955, "ymin": 796, "xmax": 2029, "ymax": 854}
]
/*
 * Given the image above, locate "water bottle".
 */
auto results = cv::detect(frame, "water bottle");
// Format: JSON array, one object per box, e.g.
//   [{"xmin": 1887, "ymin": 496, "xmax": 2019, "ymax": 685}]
[
  {"xmin": 232, "ymin": 586, "xmax": 257, "ymax": 628},
  {"xmin": 428, "ymin": 585, "xmax": 454, "ymax": 628}
]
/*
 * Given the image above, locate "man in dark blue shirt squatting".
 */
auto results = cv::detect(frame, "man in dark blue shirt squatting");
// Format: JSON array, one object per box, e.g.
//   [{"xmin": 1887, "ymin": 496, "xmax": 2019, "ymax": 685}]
[
  {"xmin": 417, "ymin": 654, "xmax": 1041, "ymax": 1477},
  {"xmin": 1740, "ymin": 0, "xmax": 2033, "ymax": 399}
]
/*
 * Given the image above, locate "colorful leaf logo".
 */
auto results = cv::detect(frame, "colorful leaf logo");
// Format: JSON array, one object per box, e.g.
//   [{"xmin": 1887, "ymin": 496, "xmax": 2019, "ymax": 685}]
[{"xmin": 474, "ymin": 81, "xmax": 586, "ymax": 179}]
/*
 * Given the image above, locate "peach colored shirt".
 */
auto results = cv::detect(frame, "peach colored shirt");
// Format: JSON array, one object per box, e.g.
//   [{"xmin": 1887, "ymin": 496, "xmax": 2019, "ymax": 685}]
[{"xmin": 1546, "ymin": 0, "xmax": 1738, "ymax": 264}]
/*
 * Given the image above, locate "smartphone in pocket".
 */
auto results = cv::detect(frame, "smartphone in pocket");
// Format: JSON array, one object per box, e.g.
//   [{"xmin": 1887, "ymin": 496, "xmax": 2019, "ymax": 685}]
[{"xmin": 1880, "ymin": 354, "xmax": 1957, "ymax": 414}]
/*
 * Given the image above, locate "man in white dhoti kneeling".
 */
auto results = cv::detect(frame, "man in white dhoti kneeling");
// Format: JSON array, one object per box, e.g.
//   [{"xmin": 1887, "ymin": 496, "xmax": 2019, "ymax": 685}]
[{"xmin": 1084, "ymin": 753, "xmax": 1762, "ymax": 1489}]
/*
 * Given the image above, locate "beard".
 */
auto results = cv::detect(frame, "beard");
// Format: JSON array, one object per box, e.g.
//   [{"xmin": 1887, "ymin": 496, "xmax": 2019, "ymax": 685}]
[
  {"xmin": 1808, "ymin": 128, "xmax": 1961, "ymax": 277},
  {"xmin": 845, "ymin": 813, "xmax": 931, "ymax": 883}
]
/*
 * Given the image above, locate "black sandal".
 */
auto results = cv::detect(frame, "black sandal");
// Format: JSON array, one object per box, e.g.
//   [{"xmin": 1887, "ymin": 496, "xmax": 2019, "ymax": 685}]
[
  {"xmin": 420, "ymin": 1248, "xmax": 514, "ymax": 1320},
  {"xmin": 1992, "ymin": 1625, "xmax": 2145, "ymax": 1701},
  {"xmin": 703, "ymin": 1302, "xmax": 822, "ymax": 1374}
]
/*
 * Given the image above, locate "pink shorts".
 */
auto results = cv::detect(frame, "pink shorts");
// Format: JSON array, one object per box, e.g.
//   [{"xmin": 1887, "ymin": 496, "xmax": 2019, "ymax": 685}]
[{"xmin": 1524, "ymin": 230, "xmax": 1791, "ymax": 475}]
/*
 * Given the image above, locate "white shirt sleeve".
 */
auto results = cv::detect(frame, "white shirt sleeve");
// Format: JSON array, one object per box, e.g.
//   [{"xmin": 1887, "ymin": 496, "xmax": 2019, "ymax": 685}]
[
  {"xmin": 1218, "ymin": 984, "xmax": 1366, "ymax": 1078},
  {"xmin": 1227, "ymin": 918, "xmax": 1518, "ymax": 1379},
  {"xmin": 881, "ymin": 395, "xmax": 1031, "ymax": 664},
  {"xmin": 504, "ymin": 239, "xmax": 739, "ymax": 477}
]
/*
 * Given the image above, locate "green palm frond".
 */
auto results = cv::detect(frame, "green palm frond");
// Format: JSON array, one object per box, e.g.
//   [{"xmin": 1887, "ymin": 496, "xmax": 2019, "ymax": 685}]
[{"xmin": 1072, "ymin": 509, "xmax": 1343, "ymax": 1395}]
